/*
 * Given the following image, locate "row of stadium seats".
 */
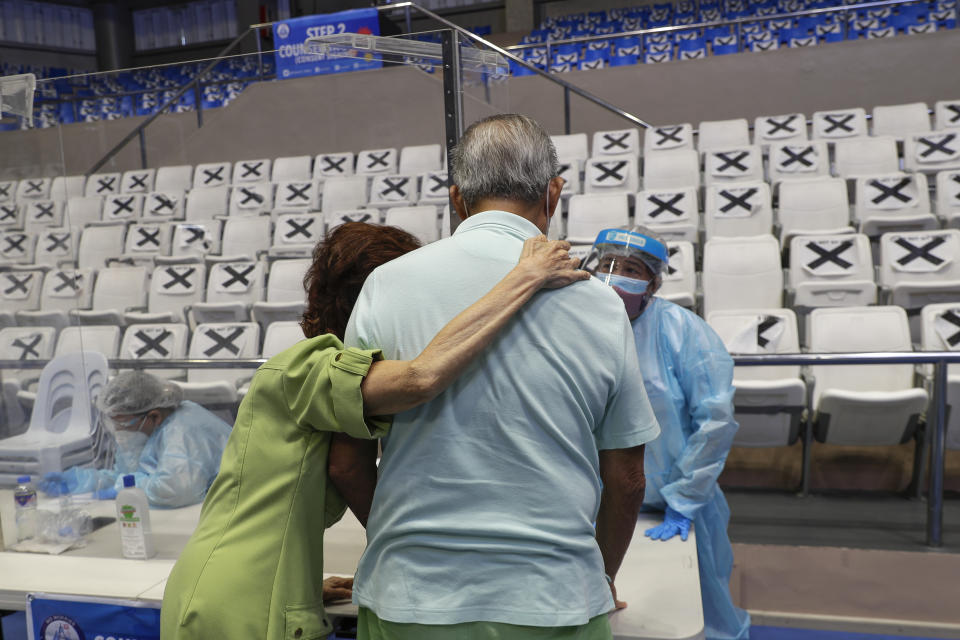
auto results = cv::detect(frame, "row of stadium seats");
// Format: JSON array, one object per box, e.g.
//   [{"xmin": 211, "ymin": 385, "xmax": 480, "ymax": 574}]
[{"xmin": 511, "ymin": 0, "xmax": 956, "ymax": 72}]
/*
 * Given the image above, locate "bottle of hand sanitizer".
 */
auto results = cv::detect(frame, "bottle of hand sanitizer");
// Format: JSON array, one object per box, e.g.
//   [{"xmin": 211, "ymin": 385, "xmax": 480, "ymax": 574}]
[{"xmin": 116, "ymin": 475, "xmax": 155, "ymax": 559}]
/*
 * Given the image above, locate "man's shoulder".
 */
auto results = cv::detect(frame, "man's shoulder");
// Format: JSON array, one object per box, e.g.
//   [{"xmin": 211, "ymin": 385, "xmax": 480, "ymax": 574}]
[{"xmin": 370, "ymin": 237, "xmax": 458, "ymax": 280}]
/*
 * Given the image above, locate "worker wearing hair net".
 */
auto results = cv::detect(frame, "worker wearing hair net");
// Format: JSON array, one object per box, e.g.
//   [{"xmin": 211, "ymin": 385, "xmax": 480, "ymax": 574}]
[
  {"xmin": 38, "ymin": 371, "xmax": 232, "ymax": 508},
  {"xmin": 584, "ymin": 227, "xmax": 750, "ymax": 640}
]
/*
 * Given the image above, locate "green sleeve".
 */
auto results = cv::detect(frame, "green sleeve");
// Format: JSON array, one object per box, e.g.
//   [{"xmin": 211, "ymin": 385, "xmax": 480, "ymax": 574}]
[{"xmin": 281, "ymin": 343, "xmax": 392, "ymax": 438}]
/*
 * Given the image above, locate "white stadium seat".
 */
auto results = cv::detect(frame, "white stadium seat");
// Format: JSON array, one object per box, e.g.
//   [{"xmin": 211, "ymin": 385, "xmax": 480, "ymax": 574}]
[
  {"xmin": 321, "ymin": 177, "xmax": 368, "ymax": 213},
  {"xmin": 84, "ymin": 172, "xmax": 121, "ymax": 197},
  {"xmin": 128, "ymin": 264, "xmax": 206, "ymax": 325},
  {"xmin": 703, "ymin": 146, "xmax": 764, "ymax": 186},
  {"xmin": 788, "ymin": 233, "xmax": 876, "ymax": 309},
  {"xmin": 193, "ymin": 162, "xmax": 231, "ymax": 189},
  {"xmin": 635, "ymin": 187, "xmax": 699, "ymax": 243},
  {"xmin": 584, "ymin": 155, "xmax": 639, "ymax": 195},
  {"xmin": 252, "ymin": 258, "xmax": 310, "ymax": 329},
  {"xmin": 383, "ymin": 206, "xmax": 440, "ymax": 245},
  {"xmin": 229, "ymin": 183, "xmax": 274, "ymax": 217},
  {"xmin": 71, "ymin": 266, "xmax": 149, "ymax": 327},
  {"xmin": 592, "ymin": 129, "xmax": 640, "ymax": 157},
  {"xmin": 697, "ymin": 118, "xmax": 750, "ymax": 151},
  {"xmin": 702, "ymin": 234, "xmax": 783, "ymax": 316},
  {"xmin": 155, "ymin": 165, "xmax": 193, "ymax": 193},
  {"xmin": 811, "ymin": 107, "xmax": 868, "ymax": 140},
  {"xmin": 934, "ymin": 99, "xmax": 960, "ymax": 131},
  {"xmin": 853, "ymin": 172, "xmax": 938, "ymax": 236},
  {"xmin": 356, "ymin": 148, "xmax": 399, "ymax": 176},
  {"xmin": 192, "ymin": 260, "xmax": 266, "ymax": 325},
  {"xmin": 920, "ymin": 303, "xmax": 960, "ymax": 450},
  {"xmin": 185, "ymin": 186, "xmax": 229, "ymax": 221},
  {"xmin": 232, "ymin": 159, "xmax": 272, "ymax": 184},
  {"xmin": 643, "ymin": 123, "xmax": 695, "ymax": 155},
  {"xmin": 777, "ymin": 177, "xmax": 852, "ymax": 243},
  {"xmin": 50, "ymin": 175, "xmax": 86, "ymax": 201},
  {"xmin": 368, "ymin": 175, "xmax": 418, "ymax": 209},
  {"xmin": 271, "ymin": 155, "xmax": 313, "ymax": 183},
  {"xmin": 903, "ymin": 131, "xmax": 960, "ymax": 173},
  {"xmin": 642, "ymin": 149, "xmax": 700, "ymax": 189},
  {"xmin": 753, "ymin": 112, "xmax": 807, "ymax": 149},
  {"xmin": 936, "ymin": 170, "xmax": 960, "ymax": 228},
  {"xmin": 399, "ymin": 144, "xmax": 443, "ymax": 174},
  {"xmin": 565, "ymin": 193, "xmax": 630, "ymax": 244},
  {"xmin": 703, "ymin": 181, "xmax": 772, "ymax": 239},
  {"xmin": 658, "ymin": 241, "xmax": 696, "ymax": 308},
  {"xmin": 871, "ymin": 102, "xmax": 932, "ymax": 138},
  {"xmin": 878, "ymin": 229, "xmax": 960, "ymax": 311},
  {"xmin": 121, "ymin": 169, "xmax": 156, "ymax": 194},
  {"xmin": 833, "ymin": 136, "xmax": 900, "ymax": 178},
  {"xmin": 314, "ymin": 153, "xmax": 355, "ymax": 179},
  {"xmin": 119, "ymin": 323, "xmax": 190, "ymax": 380},
  {"xmin": 768, "ymin": 140, "xmax": 830, "ymax": 184},
  {"xmin": 16, "ymin": 269, "xmax": 95, "ymax": 331}
]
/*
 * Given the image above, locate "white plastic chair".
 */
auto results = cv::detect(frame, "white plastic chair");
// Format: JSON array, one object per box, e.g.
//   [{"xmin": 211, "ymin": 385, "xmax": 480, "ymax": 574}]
[
  {"xmin": 174, "ymin": 322, "xmax": 261, "ymax": 412},
  {"xmin": 229, "ymin": 183, "xmax": 274, "ymax": 217},
  {"xmin": 324, "ymin": 209, "xmax": 378, "ymax": 234},
  {"xmin": 193, "ymin": 162, "xmax": 231, "ymax": 189},
  {"xmin": 102, "ymin": 194, "xmax": 144, "ymax": 222},
  {"xmin": 768, "ymin": 141, "xmax": 830, "ymax": 184},
  {"xmin": 934, "ymin": 100, "xmax": 960, "ymax": 131},
  {"xmin": 78, "ymin": 224, "xmax": 126, "ymax": 269},
  {"xmin": 383, "ymin": 206, "xmax": 440, "ymax": 245},
  {"xmin": 417, "ymin": 171, "xmax": 449, "ymax": 205},
  {"xmin": 0, "ymin": 326, "xmax": 57, "ymax": 431},
  {"xmin": 878, "ymin": 229, "xmax": 960, "ymax": 311},
  {"xmin": 16, "ymin": 177, "xmax": 51, "ymax": 201},
  {"xmin": 550, "ymin": 134, "xmax": 589, "ymax": 164},
  {"xmin": 84, "ymin": 172, "xmax": 121, "ymax": 197},
  {"xmin": 219, "ymin": 216, "xmax": 272, "ymax": 260},
  {"xmin": 854, "ymin": 173, "xmax": 938, "ymax": 236},
  {"xmin": 0, "ymin": 270, "xmax": 44, "ymax": 326},
  {"xmin": 697, "ymin": 118, "xmax": 750, "ymax": 151},
  {"xmin": 399, "ymin": 144, "xmax": 443, "ymax": 174},
  {"xmin": 642, "ymin": 149, "xmax": 700, "ymax": 189},
  {"xmin": 811, "ymin": 107, "xmax": 868, "ymax": 140},
  {"xmin": 22, "ymin": 200, "xmax": 64, "ymax": 232},
  {"xmin": 169, "ymin": 221, "xmax": 222, "ymax": 260},
  {"xmin": 55, "ymin": 325, "xmax": 121, "ymax": 358},
  {"xmin": 192, "ymin": 260, "xmax": 265, "ymax": 324},
  {"xmin": 127, "ymin": 263, "xmax": 206, "ymax": 326},
  {"xmin": 269, "ymin": 213, "xmax": 323, "ymax": 258},
  {"xmin": 871, "ymin": 102, "xmax": 932, "ymax": 138},
  {"xmin": 635, "ymin": 187, "xmax": 699, "ymax": 243},
  {"xmin": 63, "ymin": 196, "xmax": 105, "ymax": 229},
  {"xmin": 356, "ymin": 148, "xmax": 399, "ymax": 176},
  {"xmin": 643, "ymin": 123, "xmax": 695, "ymax": 155},
  {"xmin": 658, "ymin": 242, "xmax": 696, "ymax": 308},
  {"xmin": 252, "ymin": 258, "xmax": 309, "ymax": 329},
  {"xmin": 777, "ymin": 177, "xmax": 852, "ymax": 243},
  {"xmin": 232, "ymin": 159, "xmax": 272, "ymax": 184},
  {"xmin": 321, "ymin": 177, "xmax": 368, "ymax": 213},
  {"xmin": 0, "ymin": 180, "xmax": 15, "ymax": 205},
  {"xmin": 271, "ymin": 155, "xmax": 313, "ymax": 183},
  {"xmin": 34, "ymin": 227, "xmax": 78, "ymax": 267},
  {"xmin": 0, "ymin": 203, "xmax": 22, "ymax": 230},
  {"xmin": 368, "ymin": 175, "xmax": 418, "ymax": 210},
  {"xmin": 314, "ymin": 153, "xmax": 355, "ymax": 179},
  {"xmin": 185, "ymin": 186, "xmax": 229, "ymax": 221},
  {"xmin": 708, "ymin": 308, "xmax": 807, "ymax": 448},
  {"xmin": 592, "ymin": 129, "xmax": 640, "ymax": 157},
  {"xmin": 154, "ymin": 165, "xmax": 193, "ymax": 193},
  {"xmin": 273, "ymin": 180, "xmax": 319, "ymax": 212},
  {"xmin": 788, "ymin": 233, "xmax": 876, "ymax": 309},
  {"xmin": 808, "ymin": 306, "xmax": 928, "ymax": 446},
  {"xmin": 262, "ymin": 320, "xmax": 304, "ymax": 359},
  {"xmin": 833, "ymin": 136, "xmax": 900, "ymax": 179},
  {"xmin": 15, "ymin": 269, "xmax": 95, "ymax": 331},
  {"xmin": 703, "ymin": 182, "xmax": 772, "ymax": 239},
  {"xmin": 565, "ymin": 193, "xmax": 630, "ymax": 244},
  {"xmin": 50, "ymin": 176, "xmax": 86, "ymax": 201},
  {"xmin": 584, "ymin": 155, "xmax": 639, "ymax": 195},
  {"xmin": 142, "ymin": 191, "xmax": 185, "ymax": 221},
  {"xmin": 122, "ymin": 222, "xmax": 171, "ymax": 259},
  {"xmin": 936, "ymin": 170, "xmax": 960, "ymax": 228},
  {"xmin": 753, "ymin": 112, "xmax": 807, "ymax": 149},
  {"xmin": 920, "ymin": 303, "xmax": 960, "ymax": 450},
  {"xmin": 0, "ymin": 231, "xmax": 36, "ymax": 267},
  {"xmin": 71, "ymin": 266, "xmax": 149, "ymax": 327},
  {"xmin": 903, "ymin": 132, "xmax": 960, "ymax": 173},
  {"xmin": 0, "ymin": 351, "xmax": 109, "ymax": 474},
  {"xmin": 121, "ymin": 169, "xmax": 156, "ymax": 194},
  {"xmin": 704, "ymin": 146, "xmax": 763, "ymax": 186},
  {"xmin": 702, "ymin": 234, "xmax": 783, "ymax": 316},
  {"xmin": 119, "ymin": 322, "xmax": 190, "ymax": 380}
]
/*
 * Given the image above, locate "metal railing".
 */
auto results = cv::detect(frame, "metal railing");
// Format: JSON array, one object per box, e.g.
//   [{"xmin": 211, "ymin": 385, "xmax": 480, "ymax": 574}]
[
  {"xmin": 505, "ymin": 0, "xmax": 941, "ymax": 58},
  {"xmin": 83, "ymin": 2, "xmax": 653, "ymax": 175},
  {"xmin": 0, "ymin": 349, "xmax": 956, "ymax": 547}
]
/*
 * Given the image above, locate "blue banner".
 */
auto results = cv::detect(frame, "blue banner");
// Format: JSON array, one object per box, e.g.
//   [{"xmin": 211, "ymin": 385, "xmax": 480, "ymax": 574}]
[
  {"xmin": 27, "ymin": 593, "xmax": 160, "ymax": 640},
  {"xmin": 273, "ymin": 8, "xmax": 382, "ymax": 80}
]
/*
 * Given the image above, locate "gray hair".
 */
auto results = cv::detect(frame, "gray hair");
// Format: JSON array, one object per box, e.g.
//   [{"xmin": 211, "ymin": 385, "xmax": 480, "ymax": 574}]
[{"xmin": 451, "ymin": 114, "xmax": 560, "ymax": 211}]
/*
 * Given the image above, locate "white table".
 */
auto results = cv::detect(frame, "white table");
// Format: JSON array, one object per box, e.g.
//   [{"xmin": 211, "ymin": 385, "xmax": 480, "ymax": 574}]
[{"xmin": 0, "ymin": 491, "xmax": 704, "ymax": 639}]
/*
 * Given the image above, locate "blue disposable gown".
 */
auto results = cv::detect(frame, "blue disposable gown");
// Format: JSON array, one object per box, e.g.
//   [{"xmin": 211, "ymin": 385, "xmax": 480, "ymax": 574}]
[
  {"xmin": 68, "ymin": 401, "xmax": 232, "ymax": 508},
  {"xmin": 632, "ymin": 297, "xmax": 750, "ymax": 640}
]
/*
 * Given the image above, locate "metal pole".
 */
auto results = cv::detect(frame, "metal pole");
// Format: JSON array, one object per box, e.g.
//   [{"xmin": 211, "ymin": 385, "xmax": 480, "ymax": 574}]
[
  {"xmin": 256, "ymin": 28, "xmax": 265, "ymax": 81},
  {"xmin": 564, "ymin": 87, "xmax": 571, "ymax": 135},
  {"xmin": 138, "ymin": 128, "xmax": 147, "ymax": 169},
  {"xmin": 195, "ymin": 83, "xmax": 203, "ymax": 128},
  {"xmin": 441, "ymin": 29, "xmax": 464, "ymax": 235},
  {"xmin": 405, "ymin": 4, "xmax": 413, "ymax": 34},
  {"xmin": 926, "ymin": 360, "xmax": 948, "ymax": 547}
]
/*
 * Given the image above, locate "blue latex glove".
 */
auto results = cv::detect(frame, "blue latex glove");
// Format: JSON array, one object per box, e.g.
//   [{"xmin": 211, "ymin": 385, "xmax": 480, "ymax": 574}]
[
  {"xmin": 94, "ymin": 487, "xmax": 118, "ymax": 500},
  {"xmin": 39, "ymin": 472, "xmax": 73, "ymax": 496},
  {"xmin": 644, "ymin": 507, "xmax": 692, "ymax": 542}
]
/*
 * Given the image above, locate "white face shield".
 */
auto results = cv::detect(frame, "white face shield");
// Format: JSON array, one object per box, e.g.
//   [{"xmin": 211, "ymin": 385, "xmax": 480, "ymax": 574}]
[{"xmin": 582, "ymin": 228, "xmax": 670, "ymax": 318}]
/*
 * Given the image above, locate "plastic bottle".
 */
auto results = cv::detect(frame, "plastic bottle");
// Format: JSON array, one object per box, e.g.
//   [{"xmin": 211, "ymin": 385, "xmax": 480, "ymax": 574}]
[
  {"xmin": 115, "ymin": 475, "xmax": 155, "ymax": 559},
  {"xmin": 14, "ymin": 475, "xmax": 38, "ymax": 542}
]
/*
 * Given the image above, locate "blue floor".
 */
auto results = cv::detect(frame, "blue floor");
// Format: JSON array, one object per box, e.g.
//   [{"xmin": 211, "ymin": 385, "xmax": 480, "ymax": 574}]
[{"xmin": 752, "ymin": 626, "xmax": 944, "ymax": 640}]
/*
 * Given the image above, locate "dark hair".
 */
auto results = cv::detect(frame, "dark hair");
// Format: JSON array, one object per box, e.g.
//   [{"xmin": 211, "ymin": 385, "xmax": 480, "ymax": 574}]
[{"xmin": 300, "ymin": 222, "xmax": 421, "ymax": 340}]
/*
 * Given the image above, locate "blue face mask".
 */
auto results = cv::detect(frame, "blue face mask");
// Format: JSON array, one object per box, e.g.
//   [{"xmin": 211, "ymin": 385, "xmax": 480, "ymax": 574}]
[{"xmin": 596, "ymin": 273, "xmax": 651, "ymax": 318}]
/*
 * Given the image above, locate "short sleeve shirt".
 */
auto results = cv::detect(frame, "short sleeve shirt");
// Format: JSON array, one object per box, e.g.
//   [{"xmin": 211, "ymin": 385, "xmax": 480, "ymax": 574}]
[{"xmin": 345, "ymin": 210, "xmax": 660, "ymax": 627}]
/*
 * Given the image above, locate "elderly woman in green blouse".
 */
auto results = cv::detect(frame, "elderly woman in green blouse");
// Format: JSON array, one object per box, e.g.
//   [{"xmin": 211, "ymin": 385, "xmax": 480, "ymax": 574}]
[{"xmin": 160, "ymin": 222, "xmax": 586, "ymax": 640}]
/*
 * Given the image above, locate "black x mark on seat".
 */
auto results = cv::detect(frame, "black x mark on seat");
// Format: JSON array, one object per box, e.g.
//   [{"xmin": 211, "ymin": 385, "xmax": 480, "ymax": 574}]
[
  {"xmin": 203, "ymin": 327, "xmax": 246, "ymax": 357},
  {"xmin": 163, "ymin": 267, "xmax": 196, "ymax": 290},
  {"xmin": 3, "ymin": 273, "xmax": 33, "ymax": 296},
  {"xmin": 895, "ymin": 236, "xmax": 947, "ymax": 267},
  {"xmin": 806, "ymin": 240, "xmax": 854, "ymax": 270},
  {"xmin": 134, "ymin": 329, "xmax": 173, "ymax": 357},
  {"xmin": 822, "ymin": 113, "xmax": 856, "ymax": 134},
  {"xmin": 869, "ymin": 178, "xmax": 913, "ymax": 205}
]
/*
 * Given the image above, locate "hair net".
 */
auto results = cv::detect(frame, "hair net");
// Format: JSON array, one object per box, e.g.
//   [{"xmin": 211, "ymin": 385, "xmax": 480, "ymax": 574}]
[{"xmin": 98, "ymin": 371, "xmax": 183, "ymax": 416}]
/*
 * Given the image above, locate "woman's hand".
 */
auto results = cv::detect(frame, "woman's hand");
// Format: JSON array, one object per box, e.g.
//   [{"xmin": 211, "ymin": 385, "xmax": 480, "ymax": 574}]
[{"xmin": 517, "ymin": 235, "xmax": 590, "ymax": 289}]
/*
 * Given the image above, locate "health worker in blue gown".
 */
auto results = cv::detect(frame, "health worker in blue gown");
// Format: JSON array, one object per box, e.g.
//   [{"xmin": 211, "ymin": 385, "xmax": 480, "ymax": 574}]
[{"xmin": 583, "ymin": 226, "xmax": 750, "ymax": 640}]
